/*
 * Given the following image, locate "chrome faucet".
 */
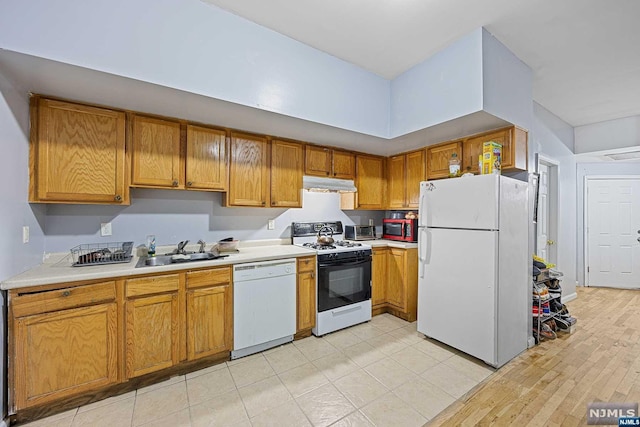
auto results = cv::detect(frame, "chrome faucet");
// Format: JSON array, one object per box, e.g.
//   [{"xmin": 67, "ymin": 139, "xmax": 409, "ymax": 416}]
[
  {"xmin": 197, "ymin": 239, "xmax": 206, "ymax": 253},
  {"xmin": 175, "ymin": 240, "xmax": 189, "ymax": 255}
]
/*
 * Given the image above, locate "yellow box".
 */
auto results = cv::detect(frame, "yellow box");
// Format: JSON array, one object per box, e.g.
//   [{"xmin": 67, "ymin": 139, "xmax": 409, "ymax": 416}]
[{"xmin": 482, "ymin": 141, "xmax": 502, "ymax": 175}]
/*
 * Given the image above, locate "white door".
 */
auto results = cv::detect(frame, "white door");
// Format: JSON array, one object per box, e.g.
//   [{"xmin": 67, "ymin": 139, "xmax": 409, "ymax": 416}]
[
  {"xmin": 536, "ymin": 164, "xmax": 549, "ymax": 260},
  {"xmin": 586, "ymin": 178, "xmax": 640, "ymax": 288}
]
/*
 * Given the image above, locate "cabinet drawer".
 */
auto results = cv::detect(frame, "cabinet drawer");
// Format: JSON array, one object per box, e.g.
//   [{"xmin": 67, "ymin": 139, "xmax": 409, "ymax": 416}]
[
  {"xmin": 126, "ymin": 274, "xmax": 179, "ymax": 298},
  {"xmin": 297, "ymin": 256, "xmax": 316, "ymax": 273},
  {"xmin": 12, "ymin": 281, "xmax": 116, "ymax": 318},
  {"xmin": 186, "ymin": 267, "xmax": 231, "ymax": 289}
]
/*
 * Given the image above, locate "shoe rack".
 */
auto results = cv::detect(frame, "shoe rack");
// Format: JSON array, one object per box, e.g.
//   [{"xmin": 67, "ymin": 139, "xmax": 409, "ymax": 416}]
[{"xmin": 532, "ymin": 268, "xmax": 577, "ymax": 344}]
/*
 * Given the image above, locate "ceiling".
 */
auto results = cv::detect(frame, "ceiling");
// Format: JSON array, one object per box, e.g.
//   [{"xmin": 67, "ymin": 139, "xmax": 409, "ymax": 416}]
[{"xmin": 202, "ymin": 0, "xmax": 640, "ymax": 128}]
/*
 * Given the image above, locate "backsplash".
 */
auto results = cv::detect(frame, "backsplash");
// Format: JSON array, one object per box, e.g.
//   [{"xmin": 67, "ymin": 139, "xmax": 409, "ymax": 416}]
[{"xmin": 43, "ymin": 189, "xmax": 385, "ymax": 253}]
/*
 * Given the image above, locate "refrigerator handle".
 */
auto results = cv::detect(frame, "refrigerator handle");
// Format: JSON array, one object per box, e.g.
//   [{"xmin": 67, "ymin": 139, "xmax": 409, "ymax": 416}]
[{"xmin": 418, "ymin": 227, "xmax": 428, "ymax": 279}]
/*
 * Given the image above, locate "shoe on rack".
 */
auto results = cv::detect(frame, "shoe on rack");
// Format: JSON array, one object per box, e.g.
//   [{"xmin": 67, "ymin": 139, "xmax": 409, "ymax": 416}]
[
  {"xmin": 547, "ymin": 319, "xmax": 557, "ymax": 332},
  {"xmin": 555, "ymin": 317, "xmax": 570, "ymax": 330},
  {"xmin": 539, "ymin": 322, "xmax": 557, "ymax": 340}
]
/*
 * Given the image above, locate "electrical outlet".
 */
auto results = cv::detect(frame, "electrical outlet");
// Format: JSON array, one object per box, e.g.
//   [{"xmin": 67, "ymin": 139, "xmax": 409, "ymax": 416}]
[
  {"xmin": 369, "ymin": 218, "xmax": 374, "ymax": 226},
  {"xmin": 267, "ymin": 219, "xmax": 275, "ymax": 230},
  {"xmin": 100, "ymin": 222, "xmax": 112, "ymax": 236},
  {"xmin": 22, "ymin": 226, "xmax": 29, "ymax": 243}
]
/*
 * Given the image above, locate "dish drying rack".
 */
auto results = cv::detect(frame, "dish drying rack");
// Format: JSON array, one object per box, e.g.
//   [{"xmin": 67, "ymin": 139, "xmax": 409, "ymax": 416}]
[{"xmin": 71, "ymin": 241, "xmax": 134, "ymax": 267}]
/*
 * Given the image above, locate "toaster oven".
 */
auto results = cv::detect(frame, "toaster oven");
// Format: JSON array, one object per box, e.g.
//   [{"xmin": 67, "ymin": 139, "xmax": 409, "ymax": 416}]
[{"xmin": 344, "ymin": 225, "xmax": 377, "ymax": 241}]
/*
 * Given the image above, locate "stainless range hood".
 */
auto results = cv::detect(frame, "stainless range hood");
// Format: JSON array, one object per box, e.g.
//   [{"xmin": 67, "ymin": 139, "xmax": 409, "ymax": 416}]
[{"xmin": 302, "ymin": 176, "xmax": 357, "ymax": 192}]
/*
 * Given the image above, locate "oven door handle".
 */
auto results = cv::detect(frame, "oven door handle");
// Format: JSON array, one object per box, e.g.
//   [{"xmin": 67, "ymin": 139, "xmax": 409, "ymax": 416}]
[{"xmin": 318, "ymin": 258, "xmax": 372, "ymax": 268}]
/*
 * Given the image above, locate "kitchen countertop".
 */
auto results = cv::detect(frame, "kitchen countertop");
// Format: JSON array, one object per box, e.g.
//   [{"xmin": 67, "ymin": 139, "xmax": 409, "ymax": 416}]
[
  {"xmin": 358, "ymin": 239, "xmax": 419, "ymax": 249},
  {"xmin": 1, "ymin": 243, "xmax": 316, "ymax": 290},
  {"xmin": 1, "ymin": 239, "xmax": 418, "ymax": 291}
]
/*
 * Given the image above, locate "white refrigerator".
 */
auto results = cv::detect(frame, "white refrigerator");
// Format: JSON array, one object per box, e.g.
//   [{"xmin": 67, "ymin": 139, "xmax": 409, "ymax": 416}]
[{"xmin": 417, "ymin": 174, "xmax": 529, "ymax": 368}]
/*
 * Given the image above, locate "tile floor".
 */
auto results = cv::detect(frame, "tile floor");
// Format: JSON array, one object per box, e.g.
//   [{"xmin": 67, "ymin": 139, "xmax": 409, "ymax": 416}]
[{"xmin": 21, "ymin": 314, "xmax": 495, "ymax": 427}]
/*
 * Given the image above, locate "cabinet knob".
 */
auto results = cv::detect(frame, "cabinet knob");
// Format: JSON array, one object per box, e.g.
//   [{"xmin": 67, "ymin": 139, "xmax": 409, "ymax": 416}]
[
  {"xmin": 261, "ymin": 201, "xmax": 266, "ymax": 206},
  {"xmin": 271, "ymin": 201, "xmax": 275, "ymax": 206},
  {"xmin": 311, "ymin": 272, "xmax": 315, "ymax": 279},
  {"xmin": 187, "ymin": 181, "xmax": 193, "ymax": 187},
  {"xmin": 61, "ymin": 290, "xmax": 71, "ymax": 297},
  {"xmin": 326, "ymin": 171, "xmax": 330, "ymax": 176},
  {"xmin": 114, "ymin": 195, "xmax": 122, "ymax": 202},
  {"xmin": 172, "ymin": 180, "xmax": 179, "ymax": 187}
]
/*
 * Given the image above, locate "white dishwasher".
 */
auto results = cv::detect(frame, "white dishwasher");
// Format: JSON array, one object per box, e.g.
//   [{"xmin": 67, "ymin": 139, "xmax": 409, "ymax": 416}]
[{"xmin": 232, "ymin": 258, "xmax": 297, "ymax": 359}]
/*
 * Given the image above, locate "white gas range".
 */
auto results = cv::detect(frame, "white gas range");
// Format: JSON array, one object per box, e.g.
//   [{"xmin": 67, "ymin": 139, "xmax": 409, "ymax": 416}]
[{"xmin": 291, "ymin": 221, "xmax": 372, "ymax": 336}]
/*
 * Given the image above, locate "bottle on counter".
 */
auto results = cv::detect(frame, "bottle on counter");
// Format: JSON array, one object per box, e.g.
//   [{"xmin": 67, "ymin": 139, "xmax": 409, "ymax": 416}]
[
  {"xmin": 448, "ymin": 153, "xmax": 461, "ymax": 177},
  {"xmin": 147, "ymin": 235, "xmax": 156, "ymax": 257}
]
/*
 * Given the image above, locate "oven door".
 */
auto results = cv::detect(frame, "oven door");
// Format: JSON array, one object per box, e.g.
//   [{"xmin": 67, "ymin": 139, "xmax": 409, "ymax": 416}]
[{"xmin": 317, "ymin": 257, "xmax": 372, "ymax": 312}]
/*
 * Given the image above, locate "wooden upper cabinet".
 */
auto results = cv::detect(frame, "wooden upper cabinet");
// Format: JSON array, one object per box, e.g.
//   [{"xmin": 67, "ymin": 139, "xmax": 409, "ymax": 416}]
[
  {"xmin": 271, "ymin": 140, "xmax": 303, "ymax": 208},
  {"xmin": 355, "ymin": 155, "xmax": 386, "ymax": 209},
  {"xmin": 332, "ymin": 150, "xmax": 356, "ymax": 179},
  {"xmin": 131, "ymin": 115, "xmax": 182, "ymax": 188},
  {"xmin": 226, "ymin": 132, "xmax": 270, "ymax": 207},
  {"xmin": 30, "ymin": 98, "xmax": 128, "ymax": 204},
  {"xmin": 185, "ymin": 125, "xmax": 228, "ymax": 191},
  {"xmin": 388, "ymin": 149, "xmax": 426, "ymax": 209},
  {"xmin": 462, "ymin": 126, "xmax": 528, "ymax": 174},
  {"xmin": 388, "ymin": 155, "xmax": 406, "ymax": 209},
  {"xmin": 426, "ymin": 141, "xmax": 462, "ymax": 180},
  {"xmin": 305, "ymin": 145, "xmax": 331, "ymax": 177},
  {"xmin": 305, "ymin": 146, "xmax": 355, "ymax": 180},
  {"xmin": 406, "ymin": 150, "xmax": 426, "ymax": 207}
]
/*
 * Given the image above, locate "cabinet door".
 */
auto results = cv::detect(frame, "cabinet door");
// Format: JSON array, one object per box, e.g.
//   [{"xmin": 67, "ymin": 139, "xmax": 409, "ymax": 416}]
[
  {"xmin": 186, "ymin": 125, "xmax": 227, "ymax": 191},
  {"xmin": 426, "ymin": 141, "xmax": 462, "ymax": 180},
  {"xmin": 131, "ymin": 115, "xmax": 182, "ymax": 188},
  {"xmin": 271, "ymin": 140, "xmax": 303, "ymax": 208},
  {"xmin": 14, "ymin": 303, "xmax": 118, "ymax": 409},
  {"xmin": 386, "ymin": 248, "xmax": 406, "ymax": 310},
  {"xmin": 33, "ymin": 98, "xmax": 127, "ymax": 204},
  {"xmin": 227, "ymin": 133, "xmax": 270, "ymax": 207},
  {"xmin": 356, "ymin": 155, "xmax": 386, "ymax": 209},
  {"xmin": 406, "ymin": 150, "xmax": 426, "ymax": 208},
  {"xmin": 371, "ymin": 247, "xmax": 388, "ymax": 307},
  {"xmin": 332, "ymin": 150, "xmax": 356, "ymax": 180},
  {"xmin": 187, "ymin": 284, "xmax": 232, "ymax": 360},
  {"xmin": 305, "ymin": 145, "xmax": 331, "ymax": 177},
  {"xmin": 297, "ymin": 256, "xmax": 316, "ymax": 331},
  {"xmin": 387, "ymin": 155, "xmax": 406, "ymax": 209},
  {"xmin": 126, "ymin": 293, "xmax": 180, "ymax": 378},
  {"xmin": 462, "ymin": 135, "xmax": 484, "ymax": 175},
  {"xmin": 509, "ymin": 127, "xmax": 528, "ymax": 171}
]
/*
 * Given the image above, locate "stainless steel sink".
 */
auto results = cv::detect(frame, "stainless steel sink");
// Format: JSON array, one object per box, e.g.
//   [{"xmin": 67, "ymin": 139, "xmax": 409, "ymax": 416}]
[{"xmin": 135, "ymin": 253, "xmax": 229, "ymax": 268}]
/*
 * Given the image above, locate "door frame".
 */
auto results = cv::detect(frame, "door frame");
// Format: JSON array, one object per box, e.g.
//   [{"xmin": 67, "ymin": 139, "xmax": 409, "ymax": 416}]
[
  {"xmin": 536, "ymin": 155, "xmax": 559, "ymax": 265},
  {"xmin": 583, "ymin": 175, "xmax": 640, "ymax": 287}
]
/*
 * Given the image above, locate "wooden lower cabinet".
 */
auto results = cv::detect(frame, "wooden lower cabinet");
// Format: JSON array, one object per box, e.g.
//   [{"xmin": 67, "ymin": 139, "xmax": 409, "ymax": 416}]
[
  {"xmin": 371, "ymin": 247, "xmax": 388, "ymax": 308},
  {"xmin": 10, "ymin": 281, "xmax": 119, "ymax": 411},
  {"xmin": 370, "ymin": 246, "xmax": 418, "ymax": 322},
  {"xmin": 125, "ymin": 292, "xmax": 180, "ymax": 378},
  {"xmin": 186, "ymin": 267, "xmax": 233, "ymax": 360},
  {"xmin": 296, "ymin": 256, "xmax": 316, "ymax": 332}
]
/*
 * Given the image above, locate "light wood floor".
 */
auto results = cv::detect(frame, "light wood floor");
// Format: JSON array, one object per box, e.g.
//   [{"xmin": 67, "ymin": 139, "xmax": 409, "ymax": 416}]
[{"xmin": 428, "ymin": 286, "xmax": 640, "ymax": 426}]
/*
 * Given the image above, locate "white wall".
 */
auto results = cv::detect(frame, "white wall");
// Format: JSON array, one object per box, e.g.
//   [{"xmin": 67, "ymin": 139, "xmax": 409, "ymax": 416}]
[
  {"xmin": 575, "ymin": 162, "xmax": 640, "ymax": 286},
  {"xmin": 0, "ymin": 69, "xmax": 47, "ymax": 421},
  {"xmin": 574, "ymin": 115, "xmax": 640, "ymax": 154},
  {"xmin": 44, "ymin": 190, "xmax": 385, "ymax": 253},
  {"xmin": 481, "ymin": 29, "xmax": 533, "ymax": 132},
  {"xmin": 389, "ymin": 29, "xmax": 483, "ymax": 137},
  {"xmin": 531, "ymin": 102, "xmax": 577, "ymax": 299},
  {"xmin": 0, "ymin": 0, "xmax": 390, "ymax": 138}
]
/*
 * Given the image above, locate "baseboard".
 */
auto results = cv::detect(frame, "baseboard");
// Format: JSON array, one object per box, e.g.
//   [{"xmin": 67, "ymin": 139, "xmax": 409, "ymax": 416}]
[{"xmin": 562, "ymin": 292, "xmax": 577, "ymax": 303}]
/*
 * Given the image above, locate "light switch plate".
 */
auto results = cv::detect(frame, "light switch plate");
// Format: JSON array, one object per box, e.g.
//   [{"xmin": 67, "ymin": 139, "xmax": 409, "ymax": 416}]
[
  {"xmin": 22, "ymin": 226, "xmax": 29, "ymax": 243},
  {"xmin": 267, "ymin": 219, "xmax": 275, "ymax": 230},
  {"xmin": 100, "ymin": 222, "xmax": 112, "ymax": 236},
  {"xmin": 369, "ymin": 218, "xmax": 374, "ymax": 226}
]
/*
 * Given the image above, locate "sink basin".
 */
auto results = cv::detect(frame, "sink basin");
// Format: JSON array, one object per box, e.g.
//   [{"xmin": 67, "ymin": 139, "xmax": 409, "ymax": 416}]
[{"xmin": 135, "ymin": 253, "xmax": 229, "ymax": 268}]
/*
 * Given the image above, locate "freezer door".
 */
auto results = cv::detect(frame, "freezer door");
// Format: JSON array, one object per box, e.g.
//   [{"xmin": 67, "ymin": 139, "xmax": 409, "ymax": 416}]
[
  {"xmin": 417, "ymin": 228, "xmax": 497, "ymax": 365},
  {"xmin": 420, "ymin": 175, "xmax": 499, "ymax": 230}
]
